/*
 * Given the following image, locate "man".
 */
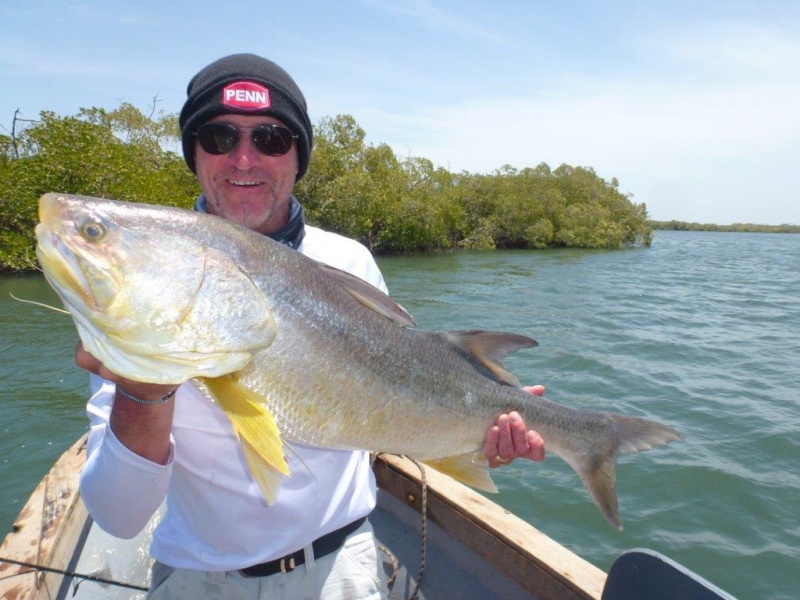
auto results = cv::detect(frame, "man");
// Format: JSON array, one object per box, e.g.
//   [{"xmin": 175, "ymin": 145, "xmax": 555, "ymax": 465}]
[{"xmin": 76, "ymin": 53, "xmax": 545, "ymax": 599}]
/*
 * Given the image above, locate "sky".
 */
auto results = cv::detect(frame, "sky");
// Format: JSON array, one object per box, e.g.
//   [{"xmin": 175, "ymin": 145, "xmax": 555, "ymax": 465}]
[{"xmin": 2, "ymin": 0, "xmax": 799, "ymax": 225}]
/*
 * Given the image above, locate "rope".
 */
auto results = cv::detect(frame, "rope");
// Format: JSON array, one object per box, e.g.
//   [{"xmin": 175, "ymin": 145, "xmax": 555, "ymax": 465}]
[
  {"xmin": 370, "ymin": 453, "xmax": 430, "ymax": 600},
  {"xmin": 0, "ymin": 557, "xmax": 149, "ymax": 593},
  {"xmin": 378, "ymin": 544, "xmax": 399, "ymax": 587},
  {"xmin": 407, "ymin": 458, "xmax": 428, "ymax": 600}
]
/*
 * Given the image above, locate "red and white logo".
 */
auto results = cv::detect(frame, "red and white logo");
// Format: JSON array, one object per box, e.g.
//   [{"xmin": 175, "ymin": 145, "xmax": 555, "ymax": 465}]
[{"xmin": 222, "ymin": 81, "xmax": 271, "ymax": 111}]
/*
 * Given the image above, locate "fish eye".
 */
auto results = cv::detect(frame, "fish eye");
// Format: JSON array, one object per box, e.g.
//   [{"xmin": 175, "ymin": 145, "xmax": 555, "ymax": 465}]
[{"xmin": 80, "ymin": 220, "xmax": 107, "ymax": 242}]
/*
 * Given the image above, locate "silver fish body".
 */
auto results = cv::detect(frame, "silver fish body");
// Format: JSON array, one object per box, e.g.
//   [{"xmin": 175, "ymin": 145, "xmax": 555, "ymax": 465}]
[{"xmin": 35, "ymin": 193, "xmax": 681, "ymax": 529}]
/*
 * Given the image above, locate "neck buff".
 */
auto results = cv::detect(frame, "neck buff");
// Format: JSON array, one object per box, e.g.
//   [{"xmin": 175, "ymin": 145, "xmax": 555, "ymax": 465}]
[{"xmin": 194, "ymin": 194, "xmax": 306, "ymax": 249}]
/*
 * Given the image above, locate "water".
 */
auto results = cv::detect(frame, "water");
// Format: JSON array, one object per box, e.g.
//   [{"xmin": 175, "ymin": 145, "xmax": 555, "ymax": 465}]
[
  {"xmin": 0, "ymin": 274, "xmax": 89, "ymax": 532},
  {"xmin": 1, "ymin": 231, "xmax": 798, "ymax": 599}
]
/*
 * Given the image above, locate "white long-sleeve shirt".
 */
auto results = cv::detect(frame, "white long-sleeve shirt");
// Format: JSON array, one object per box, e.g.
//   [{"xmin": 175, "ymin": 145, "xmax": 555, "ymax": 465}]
[{"xmin": 80, "ymin": 225, "xmax": 387, "ymax": 571}]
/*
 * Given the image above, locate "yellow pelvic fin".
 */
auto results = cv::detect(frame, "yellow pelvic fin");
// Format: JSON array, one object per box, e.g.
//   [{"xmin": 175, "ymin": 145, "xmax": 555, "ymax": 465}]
[
  {"xmin": 424, "ymin": 452, "xmax": 498, "ymax": 493},
  {"xmin": 240, "ymin": 437, "xmax": 287, "ymax": 505},
  {"xmin": 198, "ymin": 375, "xmax": 290, "ymax": 504}
]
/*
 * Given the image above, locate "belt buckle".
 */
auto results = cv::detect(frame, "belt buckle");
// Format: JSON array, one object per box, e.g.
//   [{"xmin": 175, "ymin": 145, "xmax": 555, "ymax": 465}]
[{"xmin": 280, "ymin": 556, "xmax": 296, "ymax": 573}]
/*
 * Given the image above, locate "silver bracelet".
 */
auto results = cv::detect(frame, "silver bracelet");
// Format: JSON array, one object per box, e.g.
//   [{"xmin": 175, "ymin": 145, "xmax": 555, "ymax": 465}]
[{"xmin": 116, "ymin": 386, "xmax": 177, "ymax": 405}]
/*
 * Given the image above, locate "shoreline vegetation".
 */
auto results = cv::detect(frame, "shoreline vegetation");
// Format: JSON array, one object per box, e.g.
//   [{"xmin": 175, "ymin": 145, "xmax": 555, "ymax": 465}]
[
  {"xmin": 0, "ymin": 103, "xmax": 649, "ymax": 273},
  {"xmin": 650, "ymin": 220, "xmax": 800, "ymax": 234},
  {"xmin": 1, "ymin": 102, "xmax": 793, "ymax": 273}
]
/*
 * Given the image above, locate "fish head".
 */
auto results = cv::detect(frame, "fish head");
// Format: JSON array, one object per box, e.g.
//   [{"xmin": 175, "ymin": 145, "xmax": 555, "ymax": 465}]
[{"xmin": 35, "ymin": 193, "xmax": 277, "ymax": 384}]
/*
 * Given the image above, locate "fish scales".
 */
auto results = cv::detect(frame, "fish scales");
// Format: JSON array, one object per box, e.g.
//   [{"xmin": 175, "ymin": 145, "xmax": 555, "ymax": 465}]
[{"xmin": 35, "ymin": 193, "xmax": 681, "ymax": 530}]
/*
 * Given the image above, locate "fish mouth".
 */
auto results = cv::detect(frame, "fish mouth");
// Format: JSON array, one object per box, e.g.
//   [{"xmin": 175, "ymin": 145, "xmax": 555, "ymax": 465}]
[
  {"xmin": 36, "ymin": 194, "xmax": 120, "ymax": 315},
  {"xmin": 35, "ymin": 224, "xmax": 96, "ymax": 311}
]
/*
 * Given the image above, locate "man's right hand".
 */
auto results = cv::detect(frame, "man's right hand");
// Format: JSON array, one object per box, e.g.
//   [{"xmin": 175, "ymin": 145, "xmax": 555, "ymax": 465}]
[
  {"xmin": 75, "ymin": 341, "xmax": 177, "ymax": 464},
  {"xmin": 75, "ymin": 341, "xmax": 178, "ymax": 402}
]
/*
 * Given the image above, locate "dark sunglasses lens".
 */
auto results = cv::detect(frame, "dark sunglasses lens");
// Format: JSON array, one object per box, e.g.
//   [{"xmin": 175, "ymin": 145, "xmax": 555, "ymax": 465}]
[
  {"xmin": 252, "ymin": 126, "xmax": 295, "ymax": 156},
  {"xmin": 197, "ymin": 124, "xmax": 239, "ymax": 155}
]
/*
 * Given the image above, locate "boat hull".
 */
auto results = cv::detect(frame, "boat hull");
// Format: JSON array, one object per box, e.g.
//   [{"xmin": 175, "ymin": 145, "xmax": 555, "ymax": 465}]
[{"xmin": 0, "ymin": 438, "xmax": 605, "ymax": 599}]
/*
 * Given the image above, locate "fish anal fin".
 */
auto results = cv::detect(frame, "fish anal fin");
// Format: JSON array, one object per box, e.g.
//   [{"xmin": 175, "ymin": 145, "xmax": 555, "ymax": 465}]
[
  {"xmin": 424, "ymin": 452, "xmax": 498, "ymax": 493},
  {"xmin": 197, "ymin": 375, "xmax": 290, "ymax": 504},
  {"xmin": 319, "ymin": 263, "xmax": 416, "ymax": 327},
  {"xmin": 446, "ymin": 330, "xmax": 537, "ymax": 386}
]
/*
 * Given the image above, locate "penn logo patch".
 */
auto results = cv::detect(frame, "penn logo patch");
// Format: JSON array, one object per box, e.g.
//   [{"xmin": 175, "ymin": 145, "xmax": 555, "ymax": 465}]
[{"xmin": 222, "ymin": 81, "xmax": 271, "ymax": 111}]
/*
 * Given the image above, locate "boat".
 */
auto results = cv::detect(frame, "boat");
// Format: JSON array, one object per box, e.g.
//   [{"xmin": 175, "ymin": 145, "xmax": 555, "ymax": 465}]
[{"xmin": 0, "ymin": 436, "xmax": 736, "ymax": 599}]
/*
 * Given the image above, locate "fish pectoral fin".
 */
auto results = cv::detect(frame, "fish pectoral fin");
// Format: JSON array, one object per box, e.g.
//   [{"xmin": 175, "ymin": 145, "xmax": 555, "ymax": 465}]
[
  {"xmin": 197, "ymin": 375, "xmax": 290, "ymax": 504},
  {"xmin": 319, "ymin": 263, "xmax": 417, "ymax": 327},
  {"xmin": 446, "ymin": 331, "xmax": 538, "ymax": 386},
  {"xmin": 423, "ymin": 452, "xmax": 498, "ymax": 493}
]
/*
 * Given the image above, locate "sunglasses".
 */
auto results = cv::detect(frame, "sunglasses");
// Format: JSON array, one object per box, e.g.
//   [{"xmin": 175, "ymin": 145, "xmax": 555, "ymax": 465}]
[{"xmin": 195, "ymin": 122, "xmax": 298, "ymax": 157}]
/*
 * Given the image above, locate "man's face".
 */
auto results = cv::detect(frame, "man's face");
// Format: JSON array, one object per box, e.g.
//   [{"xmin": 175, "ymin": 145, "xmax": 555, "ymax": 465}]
[{"xmin": 194, "ymin": 114, "xmax": 300, "ymax": 234}]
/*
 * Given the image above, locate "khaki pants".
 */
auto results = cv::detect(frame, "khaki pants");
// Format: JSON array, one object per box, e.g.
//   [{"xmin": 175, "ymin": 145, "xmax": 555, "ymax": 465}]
[{"xmin": 147, "ymin": 520, "xmax": 389, "ymax": 600}]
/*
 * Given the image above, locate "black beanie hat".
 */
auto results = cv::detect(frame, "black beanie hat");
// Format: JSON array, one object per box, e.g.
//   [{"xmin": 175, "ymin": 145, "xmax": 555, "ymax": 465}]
[{"xmin": 179, "ymin": 53, "xmax": 313, "ymax": 180}]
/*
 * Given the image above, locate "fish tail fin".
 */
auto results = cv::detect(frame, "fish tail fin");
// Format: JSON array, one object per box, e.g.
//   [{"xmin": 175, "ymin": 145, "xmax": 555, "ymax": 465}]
[
  {"xmin": 198, "ymin": 375, "xmax": 290, "ymax": 504},
  {"xmin": 564, "ymin": 416, "xmax": 681, "ymax": 531},
  {"xmin": 424, "ymin": 452, "xmax": 498, "ymax": 493},
  {"xmin": 578, "ymin": 452, "xmax": 622, "ymax": 530}
]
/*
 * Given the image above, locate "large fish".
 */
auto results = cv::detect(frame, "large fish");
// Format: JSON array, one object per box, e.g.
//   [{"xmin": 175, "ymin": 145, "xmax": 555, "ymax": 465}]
[{"xmin": 35, "ymin": 193, "xmax": 681, "ymax": 530}]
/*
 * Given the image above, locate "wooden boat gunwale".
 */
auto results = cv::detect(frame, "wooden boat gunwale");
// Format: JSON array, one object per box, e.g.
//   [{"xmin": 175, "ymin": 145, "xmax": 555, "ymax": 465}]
[
  {"xmin": 1, "ymin": 437, "xmax": 606, "ymax": 599},
  {"xmin": 373, "ymin": 453, "xmax": 605, "ymax": 599}
]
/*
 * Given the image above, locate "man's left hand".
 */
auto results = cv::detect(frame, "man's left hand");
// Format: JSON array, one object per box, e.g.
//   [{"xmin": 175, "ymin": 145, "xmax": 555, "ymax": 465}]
[{"xmin": 484, "ymin": 385, "xmax": 546, "ymax": 468}]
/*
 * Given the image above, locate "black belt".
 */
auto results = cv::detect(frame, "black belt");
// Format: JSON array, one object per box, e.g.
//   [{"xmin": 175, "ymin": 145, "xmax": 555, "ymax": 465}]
[{"xmin": 239, "ymin": 517, "xmax": 367, "ymax": 577}]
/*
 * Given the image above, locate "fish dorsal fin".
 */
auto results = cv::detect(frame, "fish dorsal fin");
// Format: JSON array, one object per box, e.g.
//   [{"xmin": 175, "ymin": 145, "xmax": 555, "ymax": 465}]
[
  {"xmin": 446, "ymin": 330, "xmax": 537, "ymax": 386},
  {"xmin": 195, "ymin": 375, "xmax": 290, "ymax": 504},
  {"xmin": 319, "ymin": 263, "xmax": 416, "ymax": 327}
]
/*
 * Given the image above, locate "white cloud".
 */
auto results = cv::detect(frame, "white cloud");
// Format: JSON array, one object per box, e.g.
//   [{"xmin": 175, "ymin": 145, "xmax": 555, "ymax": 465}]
[
  {"xmin": 654, "ymin": 22, "xmax": 800, "ymax": 81},
  {"xmin": 363, "ymin": 0, "xmax": 513, "ymax": 46},
  {"xmin": 353, "ymin": 23, "xmax": 800, "ymax": 224},
  {"xmin": 2, "ymin": 2, "xmax": 798, "ymax": 224}
]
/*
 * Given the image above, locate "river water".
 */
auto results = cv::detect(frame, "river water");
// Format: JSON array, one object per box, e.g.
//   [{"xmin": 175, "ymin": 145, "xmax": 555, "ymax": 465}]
[{"xmin": 1, "ymin": 230, "xmax": 798, "ymax": 599}]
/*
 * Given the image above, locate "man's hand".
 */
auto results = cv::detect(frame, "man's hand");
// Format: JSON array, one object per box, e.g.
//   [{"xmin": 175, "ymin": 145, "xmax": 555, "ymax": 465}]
[
  {"xmin": 484, "ymin": 385, "xmax": 546, "ymax": 468},
  {"xmin": 75, "ymin": 341, "xmax": 176, "ymax": 464},
  {"xmin": 75, "ymin": 341, "xmax": 178, "ymax": 402}
]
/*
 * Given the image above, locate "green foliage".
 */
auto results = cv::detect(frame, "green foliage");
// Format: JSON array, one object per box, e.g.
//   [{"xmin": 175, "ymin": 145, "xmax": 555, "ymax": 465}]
[
  {"xmin": 650, "ymin": 220, "xmax": 799, "ymax": 233},
  {"xmin": 0, "ymin": 104, "xmax": 197, "ymax": 272},
  {"xmin": 2, "ymin": 104, "xmax": 654, "ymax": 272},
  {"xmin": 296, "ymin": 118, "xmax": 650, "ymax": 254},
  {"xmin": 444, "ymin": 163, "xmax": 650, "ymax": 251},
  {"xmin": 295, "ymin": 115, "xmax": 466, "ymax": 253}
]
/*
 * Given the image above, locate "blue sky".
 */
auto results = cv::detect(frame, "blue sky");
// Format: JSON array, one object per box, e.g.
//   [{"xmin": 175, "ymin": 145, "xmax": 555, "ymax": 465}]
[{"xmin": 2, "ymin": 1, "xmax": 799, "ymax": 225}]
